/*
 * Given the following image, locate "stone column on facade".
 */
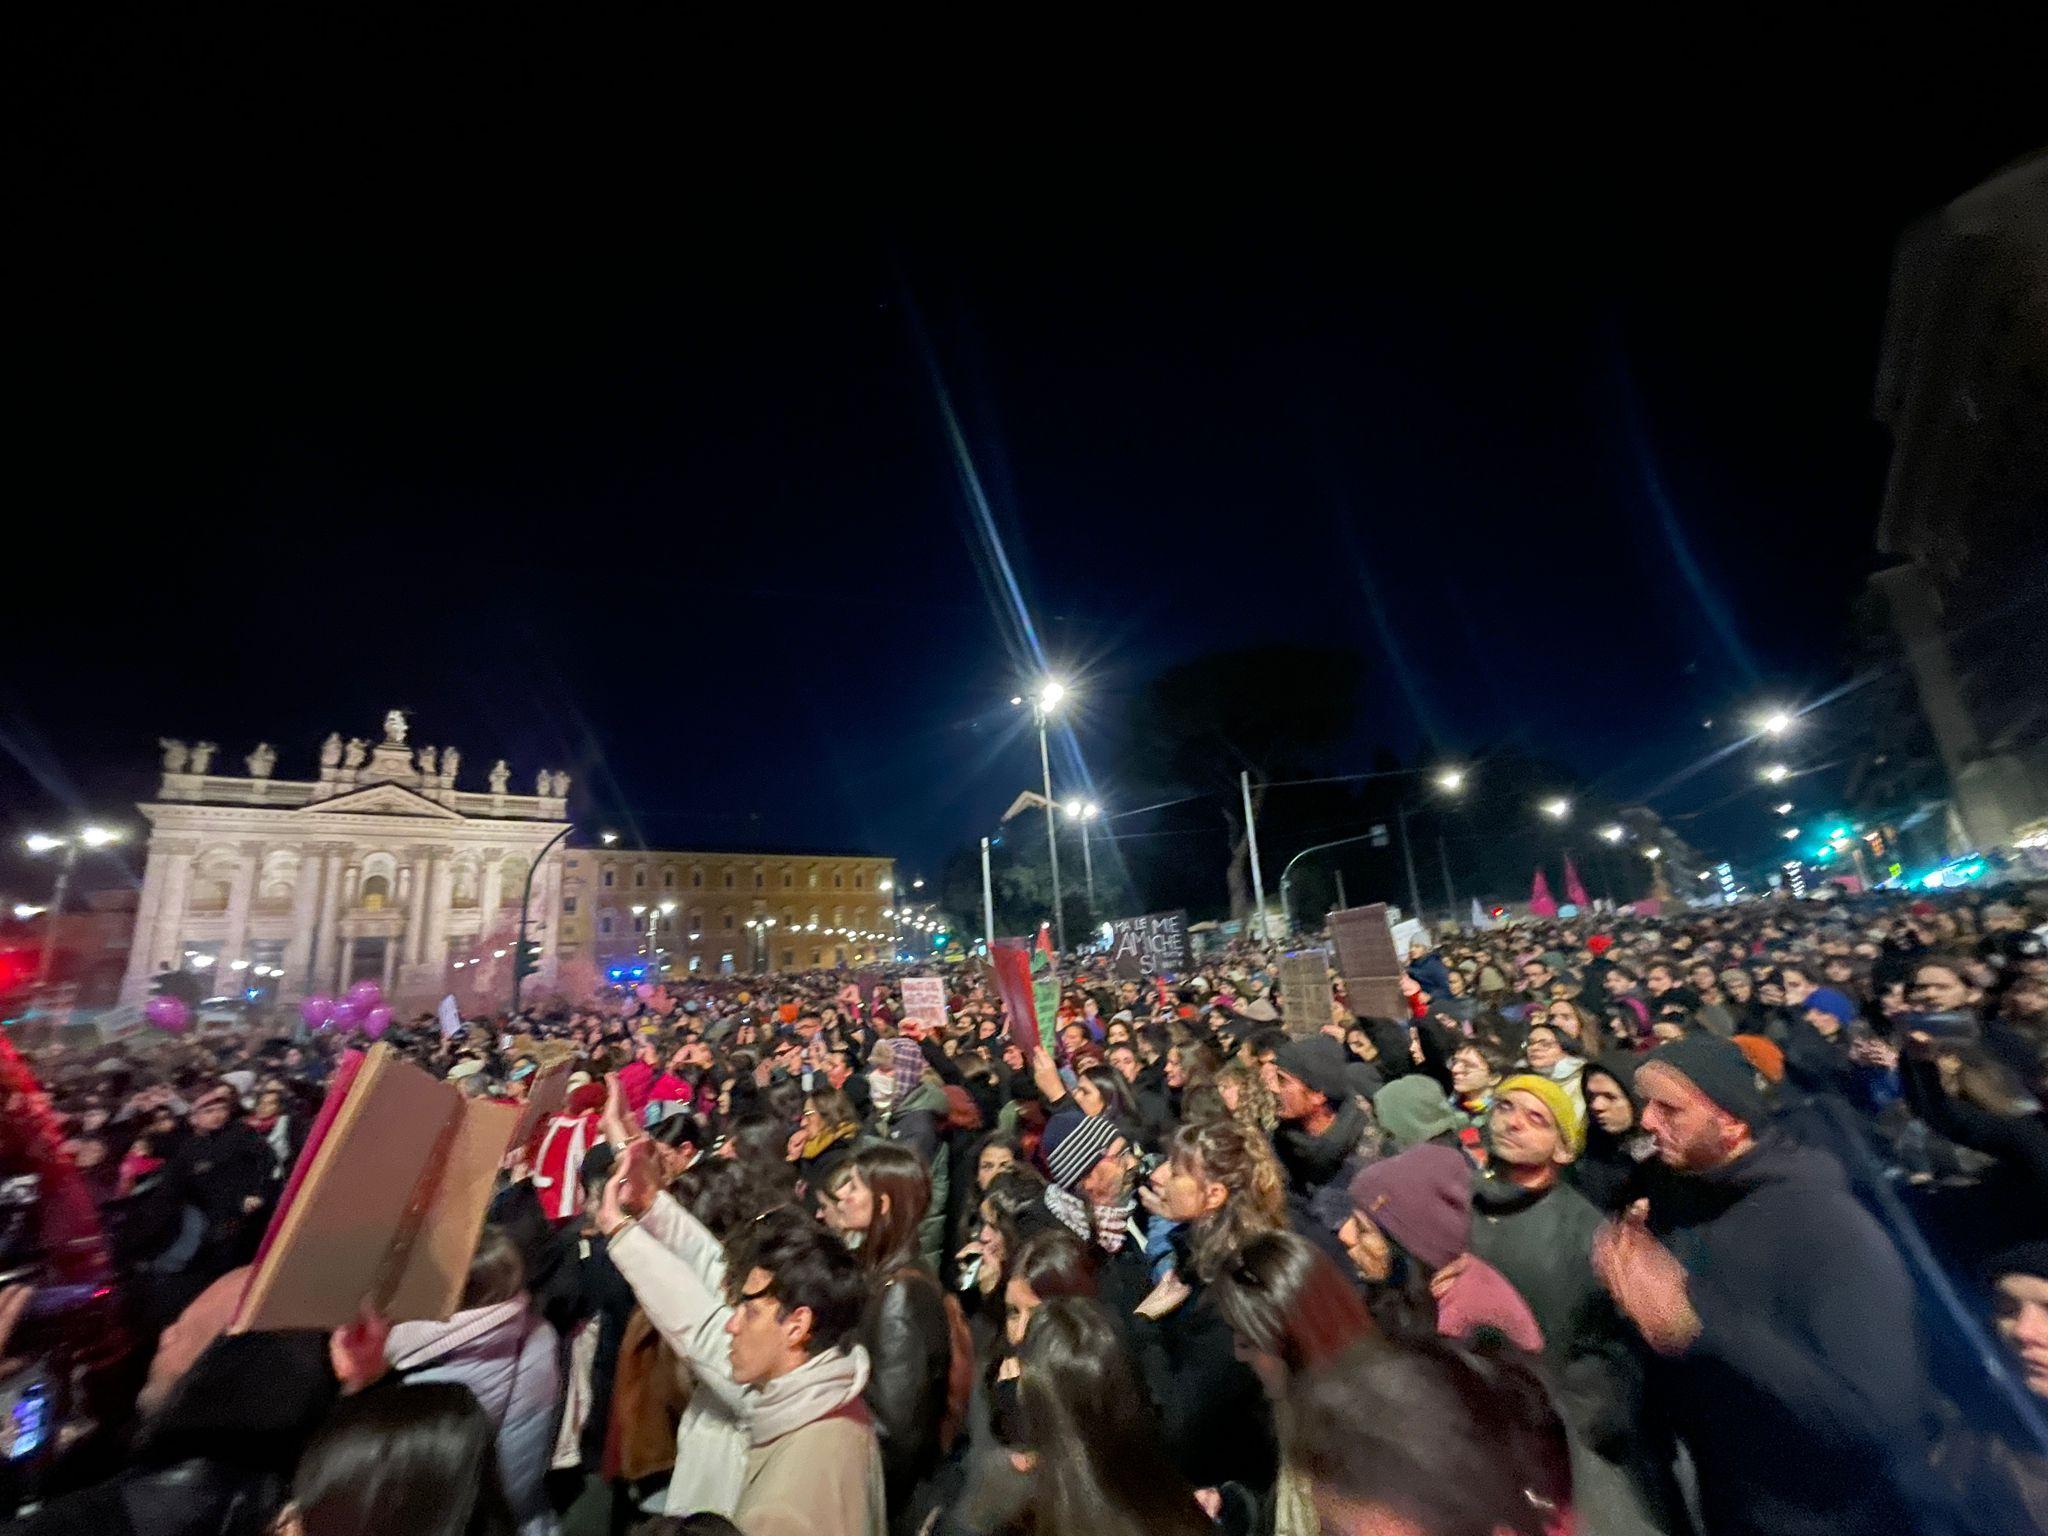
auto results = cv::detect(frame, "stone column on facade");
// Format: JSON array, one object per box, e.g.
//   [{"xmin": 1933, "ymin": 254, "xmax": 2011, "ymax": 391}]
[
  {"xmin": 534, "ymin": 848, "xmax": 564, "ymax": 982},
  {"xmin": 421, "ymin": 851, "xmax": 454, "ymax": 980},
  {"xmin": 380, "ymin": 935, "xmax": 398, "ymax": 995},
  {"xmin": 280, "ymin": 846, "xmax": 321, "ymax": 996},
  {"xmin": 311, "ymin": 851, "xmax": 345, "ymax": 997},
  {"xmin": 212, "ymin": 848, "xmax": 259, "ymax": 996},
  {"xmin": 478, "ymin": 850, "xmax": 505, "ymax": 943},
  {"xmin": 147, "ymin": 847, "xmax": 198, "ymax": 980},
  {"xmin": 119, "ymin": 843, "xmax": 182, "ymax": 1011},
  {"xmin": 404, "ymin": 847, "xmax": 433, "ymax": 965}
]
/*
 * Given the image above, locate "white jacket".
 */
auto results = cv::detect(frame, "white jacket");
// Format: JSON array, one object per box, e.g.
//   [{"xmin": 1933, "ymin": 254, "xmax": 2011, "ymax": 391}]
[
  {"xmin": 388, "ymin": 1297, "xmax": 562, "ymax": 1536},
  {"xmin": 608, "ymin": 1189, "xmax": 753, "ymax": 1515}
]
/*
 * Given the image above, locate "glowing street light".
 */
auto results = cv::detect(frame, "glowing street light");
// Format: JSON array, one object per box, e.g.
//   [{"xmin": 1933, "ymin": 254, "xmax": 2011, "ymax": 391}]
[
  {"xmin": 24, "ymin": 823, "xmax": 123, "ymax": 987},
  {"xmin": 12, "ymin": 904, "xmax": 45, "ymax": 921},
  {"xmin": 1782, "ymin": 826, "xmax": 1801, "ymax": 839},
  {"xmin": 1761, "ymin": 764, "xmax": 1790, "ymax": 783},
  {"xmin": 600, "ymin": 831, "xmax": 619, "ymax": 846},
  {"xmin": 24, "ymin": 834, "xmax": 63, "ymax": 854},
  {"xmin": 1541, "ymin": 798, "xmax": 1572, "ymax": 821},
  {"xmin": 1756, "ymin": 709, "xmax": 1795, "ymax": 737},
  {"xmin": 1642, "ymin": 846, "xmax": 1663, "ymax": 861},
  {"xmin": 1435, "ymin": 768, "xmax": 1466, "ymax": 793},
  {"xmin": 1774, "ymin": 802, "xmax": 1794, "ymax": 815},
  {"xmin": 1037, "ymin": 680, "xmax": 1068, "ymax": 712},
  {"xmin": 1598, "ymin": 825, "xmax": 1624, "ymax": 843}
]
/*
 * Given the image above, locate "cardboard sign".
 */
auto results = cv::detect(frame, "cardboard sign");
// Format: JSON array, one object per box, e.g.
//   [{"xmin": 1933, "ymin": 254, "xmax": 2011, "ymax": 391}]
[
  {"xmin": 232, "ymin": 1043, "xmax": 516, "ymax": 1333},
  {"xmin": 1277, "ymin": 948, "xmax": 1335, "ymax": 1038},
  {"xmin": 505, "ymin": 1059, "xmax": 574, "ymax": 1156},
  {"xmin": 1107, "ymin": 910, "xmax": 1191, "ymax": 978},
  {"xmin": 901, "ymin": 976, "xmax": 948, "ymax": 1032},
  {"xmin": 1330, "ymin": 903, "xmax": 1406, "ymax": 1022}
]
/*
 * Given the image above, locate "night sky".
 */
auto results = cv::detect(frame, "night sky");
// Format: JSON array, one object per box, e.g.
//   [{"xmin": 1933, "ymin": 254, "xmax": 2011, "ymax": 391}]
[{"xmin": 7, "ymin": 28, "xmax": 2039, "ymax": 911}]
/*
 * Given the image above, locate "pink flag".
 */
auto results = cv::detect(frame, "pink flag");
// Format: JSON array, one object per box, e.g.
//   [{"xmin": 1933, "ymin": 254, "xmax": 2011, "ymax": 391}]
[
  {"xmin": 1564, "ymin": 857, "xmax": 1591, "ymax": 909},
  {"xmin": 1528, "ymin": 868, "xmax": 1558, "ymax": 917}
]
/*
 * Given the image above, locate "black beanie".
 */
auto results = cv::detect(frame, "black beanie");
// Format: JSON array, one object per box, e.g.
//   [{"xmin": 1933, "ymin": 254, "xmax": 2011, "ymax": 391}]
[{"xmin": 1647, "ymin": 1035, "xmax": 1765, "ymax": 1127}]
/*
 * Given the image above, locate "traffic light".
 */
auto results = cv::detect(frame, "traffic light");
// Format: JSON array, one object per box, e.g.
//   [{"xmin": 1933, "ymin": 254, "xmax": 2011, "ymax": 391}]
[{"xmin": 516, "ymin": 940, "xmax": 542, "ymax": 979}]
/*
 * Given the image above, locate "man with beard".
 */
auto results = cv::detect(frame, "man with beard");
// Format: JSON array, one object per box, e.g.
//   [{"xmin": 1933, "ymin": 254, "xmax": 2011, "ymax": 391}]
[{"xmin": 1263, "ymin": 1036, "xmax": 1367, "ymax": 1203}]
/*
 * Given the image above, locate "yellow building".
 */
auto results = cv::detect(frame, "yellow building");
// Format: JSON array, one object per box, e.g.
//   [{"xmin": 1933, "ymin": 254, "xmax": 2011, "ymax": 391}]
[{"xmin": 556, "ymin": 847, "xmax": 897, "ymax": 976}]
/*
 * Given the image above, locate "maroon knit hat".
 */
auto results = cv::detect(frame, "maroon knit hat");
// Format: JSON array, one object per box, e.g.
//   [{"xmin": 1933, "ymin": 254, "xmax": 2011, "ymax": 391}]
[{"xmin": 1346, "ymin": 1144, "xmax": 1474, "ymax": 1271}]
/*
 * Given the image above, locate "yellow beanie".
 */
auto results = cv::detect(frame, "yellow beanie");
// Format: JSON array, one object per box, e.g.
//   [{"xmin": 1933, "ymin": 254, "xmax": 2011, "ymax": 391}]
[{"xmin": 1495, "ymin": 1073, "xmax": 1586, "ymax": 1157}]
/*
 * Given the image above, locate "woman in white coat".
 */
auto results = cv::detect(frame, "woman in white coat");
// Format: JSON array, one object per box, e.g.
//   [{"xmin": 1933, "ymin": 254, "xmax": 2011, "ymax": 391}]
[{"xmin": 386, "ymin": 1224, "xmax": 562, "ymax": 1536}]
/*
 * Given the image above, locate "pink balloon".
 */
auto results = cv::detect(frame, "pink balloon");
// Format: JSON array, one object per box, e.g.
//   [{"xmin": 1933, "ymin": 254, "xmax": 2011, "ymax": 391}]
[
  {"xmin": 144, "ymin": 995, "xmax": 190, "ymax": 1034},
  {"xmin": 362, "ymin": 1004, "xmax": 393, "ymax": 1039},
  {"xmin": 329, "ymin": 1000, "xmax": 361, "ymax": 1029},
  {"xmin": 346, "ymin": 979, "xmax": 383, "ymax": 1010},
  {"xmin": 299, "ymin": 995, "xmax": 336, "ymax": 1029}
]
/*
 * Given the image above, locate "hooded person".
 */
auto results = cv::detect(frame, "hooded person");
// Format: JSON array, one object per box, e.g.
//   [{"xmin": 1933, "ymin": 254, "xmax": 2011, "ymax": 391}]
[
  {"xmin": 1596, "ymin": 1035, "xmax": 1948, "ymax": 1536},
  {"xmin": 1371, "ymin": 1074, "xmax": 1464, "ymax": 1155},
  {"xmin": 1569, "ymin": 1055, "xmax": 1662, "ymax": 1214}
]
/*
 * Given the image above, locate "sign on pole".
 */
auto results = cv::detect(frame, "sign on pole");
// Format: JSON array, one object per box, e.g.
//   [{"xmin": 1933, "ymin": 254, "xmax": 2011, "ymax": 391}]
[
  {"xmin": 1329, "ymin": 903, "xmax": 1405, "ymax": 1021},
  {"xmin": 1276, "ymin": 948, "xmax": 1334, "ymax": 1038},
  {"xmin": 1107, "ymin": 910, "xmax": 1191, "ymax": 978}
]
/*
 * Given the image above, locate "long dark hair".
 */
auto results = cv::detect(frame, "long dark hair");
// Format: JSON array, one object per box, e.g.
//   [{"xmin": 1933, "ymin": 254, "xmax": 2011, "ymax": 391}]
[
  {"xmin": 850, "ymin": 1141, "xmax": 931, "ymax": 1274},
  {"xmin": 1212, "ymin": 1231, "xmax": 1373, "ymax": 1381},
  {"xmin": 1016, "ymin": 1298, "xmax": 1212, "ymax": 1536},
  {"xmin": 290, "ymin": 1381, "xmax": 515, "ymax": 1536}
]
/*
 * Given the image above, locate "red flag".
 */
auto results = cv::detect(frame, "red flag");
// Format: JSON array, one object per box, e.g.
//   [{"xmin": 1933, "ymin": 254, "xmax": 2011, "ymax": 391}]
[
  {"xmin": 1035, "ymin": 922, "xmax": 1055, "ymax": 961},
  {"xmin": 1528, "ymin": 868, "xmax": 1558, "ymax": 918},
  {"xmin": 1564, "ymin": 857, "xmax": 1591, "ymax": 909}
]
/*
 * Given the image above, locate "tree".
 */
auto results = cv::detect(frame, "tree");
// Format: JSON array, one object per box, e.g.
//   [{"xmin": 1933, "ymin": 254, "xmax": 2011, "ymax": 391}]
[{"xmin": 1125, "ymin": 646, "xmax": 1367, "ymax": 922}]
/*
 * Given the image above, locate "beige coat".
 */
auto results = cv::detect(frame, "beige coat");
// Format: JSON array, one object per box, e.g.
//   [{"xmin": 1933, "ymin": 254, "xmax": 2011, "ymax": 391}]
[{"xmin": 736, "ymin": 1400, "xmax": 886, "ymax": 1536}]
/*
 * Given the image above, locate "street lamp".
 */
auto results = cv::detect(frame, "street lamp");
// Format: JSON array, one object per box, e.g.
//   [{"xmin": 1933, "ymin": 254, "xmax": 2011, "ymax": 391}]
[
  {"xmin": 1541, "ymin": 798, "xmax": 1572, "ymax": 821},
  {"xmin": 1063, "ymin": 800, "xmax": 1102, "ymax": 915},
  {"xmin": 24, "ymin": 824, "xmax": 123, "ymax": 988},
  {"xmin": 1774, "ymin": 801, "xmax": 1794, "ymax": 815},
  {"xmin": 600, "ymin": 831, "xmax": 619, "ymax": 846},
  {"xmin": 1018, "ymin": 680, "xmax": 1072, "ymax": 952},
  {"xmin": 1756, "ymin": 709, "xmax": 1795, "ymax": 737},
  {"xmin": 1598, "ymin": 825, "xmax": 1624, "ymax": 843},
  {"xmin": 1761, "ymin": 764, "xmax": 1790, "ymax": 784},
  {"xmin": 1434, "ymin": 768, "xmax": 1466, "ymax": 793}
]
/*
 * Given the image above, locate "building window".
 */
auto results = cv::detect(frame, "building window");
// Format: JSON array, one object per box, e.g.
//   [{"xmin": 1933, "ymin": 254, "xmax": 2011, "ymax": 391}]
[
  {"xmin": 599, "ymin": 913, "xmax": 614, "ymax": 936},
  {"xmin": 782, "ymin": 871, "xmax": 793, "ymax": 888},
  {"xmin": 754, "ymin": 871, "xmax": 764, "ymax": 889},
  {"xmin": 808, "ymin": 869, "xmax": 819, "ymax": 889},
  {"xmin": 566, "ymin": 858, "xmax": 580, "ymax": 870},
  {"xmin": 563, "ymin": 896, "xmax": 578, "ymax": 914},
  {"xmin": 723, "ymin": 871, "xmax": 735, "ymax": 889},
  {"xmin": 854, "ymin": 873, "xmax": 864, "ymax": 890},
  {"xmin": 833, "ymin": 908, "xmax": 843, "ymax": 925},
  {"xmin": 689, "ymin": 912, "xmax": 702, "ymax": 933},
  {"xmin": 602, "ymin": 869, "xmax": 614, "ymax": 888},
  {"xmin": 833, "ymin": 872, "xmax": 843, "ymax": 888},
  {"xmin": 663, "ymin": 870, "xmax": 676, "ymax": 889},
  {"xmin": 634, "ymin": 868, "xmax": 646, "ymax": 888},
  {"xmin": 812, "ymin": 949, "xmax": 822, "ymax": 966},
  {"xmin": 783, "ymin": 949, "xmax": 795, "ymax": 968},
  {"xmin": 722, "ymin": 912, "xmax": 735, "ymax": 930},
  {"xmin": 691, "ymin": 869, "xmax": 702, "ymax": 888}
]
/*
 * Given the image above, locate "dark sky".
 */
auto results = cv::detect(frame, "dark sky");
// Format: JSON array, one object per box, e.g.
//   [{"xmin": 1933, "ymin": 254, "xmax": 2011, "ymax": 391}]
[{"xmin": 6, "ymin": 27, "xmax": 2039, "ymax": 909}]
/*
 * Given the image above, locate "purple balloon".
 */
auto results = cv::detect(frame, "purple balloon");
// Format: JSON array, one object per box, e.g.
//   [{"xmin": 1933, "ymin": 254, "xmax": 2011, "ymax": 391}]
[
  {"xmin": 362, "ymin": 1004, "xmax": 393, "ymax": 1040},
  {"xmin": 144, "ymin": 995, "xmax": 190, "ymax": 1034},
  {"xmin": 328, "ymin": 1000, "xmax": 361, "ymax": 1030},
  {"xmin": 299, "ymin": 995, "xmax": 335, "ymax": 1030},
  {"xmin": 346, "ymin": 979, "xmax": 383, "ymax": 1011}
]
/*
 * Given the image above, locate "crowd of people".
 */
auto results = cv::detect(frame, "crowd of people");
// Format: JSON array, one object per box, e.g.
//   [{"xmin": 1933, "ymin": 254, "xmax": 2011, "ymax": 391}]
[{"xmin": 3, "ymin": 883, "xmax": 2047, "ymax": 1535}]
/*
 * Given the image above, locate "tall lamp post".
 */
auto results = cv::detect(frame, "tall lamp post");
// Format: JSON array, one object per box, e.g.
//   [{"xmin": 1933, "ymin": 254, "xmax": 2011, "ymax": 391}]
[
  {"xmin": 25, "ymin": 825, "xmax": 121, "ymax": 988},
  {"xmin": 510, "ymin": 821, "xmax": 574, "ymax": 1016},
  {"xmin": 1013, "ymin": 680, "xmax": 1071, "ymax": 953},
  {"xmin": 1062, "ymin": 800, "xmax": 1100, "ymax": 917}
]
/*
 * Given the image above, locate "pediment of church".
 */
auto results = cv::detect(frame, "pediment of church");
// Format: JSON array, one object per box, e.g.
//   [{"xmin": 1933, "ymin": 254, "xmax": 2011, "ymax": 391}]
[{"xmin": 291, "ymin": 783, "xmax": 465, "ymax": 821}]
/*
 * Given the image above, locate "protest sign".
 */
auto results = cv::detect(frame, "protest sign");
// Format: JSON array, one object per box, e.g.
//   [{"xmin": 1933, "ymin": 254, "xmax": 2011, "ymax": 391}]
[
  {"xmin": 233, "ymin": 1043, "xmax": 517, "ymax": 1333},
  {"xmin": 993, "ymin": 941, "xmax": 1057, "ymax": 1059},
  {"xmin": 902, "ymin": 975, "xmax": 948, "ymax": 1032},
  {"xmin": 1330, "ymin": 902, "xmax": 1406, "ymax": 1021},
  {"xmin": 1276, "ymin": 947, "xmax": 1334, "ymax": 1037},
  {"xmin": 1107, "ymin": 910, "xmax": 1191, "ymax": 978}
]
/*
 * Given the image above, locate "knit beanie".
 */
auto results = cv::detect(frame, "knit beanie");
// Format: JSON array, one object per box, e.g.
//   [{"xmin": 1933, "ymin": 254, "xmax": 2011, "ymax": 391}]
[
  {"xmin": 1646, "ymin": 1035, "xmax": 1765, "ymax": 1127},
  {"xmin": 1495, "ymin": 1074, "xmax": 1586, "ymax": 1156},
  {"xmin": 1347, "ymin": 1144, "xmax": 1474, "ymax": 1271},
  {"xmin": 1272, "ymin": 1036, "xmax": 1354, "ymax": 1107},
  {"xmin": 1731, "ymin": 1033, "xmax": 1786, "ymax": 1084},
  {"xmin": 1043, "ymin": 1113, "xmax": 1117, "ymax": 1191},
  {"xmin": 1801, "ymin": 988, "xmax": 1857, "ymax": 1025},
  {"xmin": 1373, "ymin": 1076, "xmax": 1460, "ymax": 1150}
]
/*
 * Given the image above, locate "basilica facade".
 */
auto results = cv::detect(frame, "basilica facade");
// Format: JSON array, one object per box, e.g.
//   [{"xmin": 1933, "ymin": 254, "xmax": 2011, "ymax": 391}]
[{"xmin": 118, "ymin": 711, "xmax": 573, "ymax": 1008}]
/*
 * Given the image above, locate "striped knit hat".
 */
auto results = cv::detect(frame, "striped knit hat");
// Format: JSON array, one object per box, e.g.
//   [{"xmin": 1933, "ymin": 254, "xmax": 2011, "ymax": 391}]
[{"xmin": 1043, "ymin": 1113, "xmax": 1119, "ymax": 1191}]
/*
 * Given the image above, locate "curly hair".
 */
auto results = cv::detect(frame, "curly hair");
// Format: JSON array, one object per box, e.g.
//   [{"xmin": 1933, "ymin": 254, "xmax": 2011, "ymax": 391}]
[
  {"xmin": 1171, "ymin": 1115, "xmax": 1286, "ymax": 1283},
  {"xmin": 1215, "ymin": 1058, "xmax": 1278, "ymax": 1134}
]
